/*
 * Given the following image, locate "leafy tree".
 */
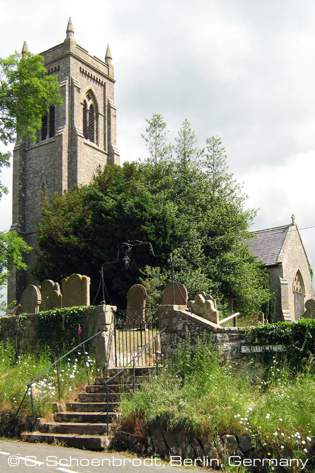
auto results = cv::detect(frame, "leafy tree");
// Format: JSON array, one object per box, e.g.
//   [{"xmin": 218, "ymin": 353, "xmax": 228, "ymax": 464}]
[
  {"xmin": 36, "ymin": 115, "xmax": 270, "ymax": 316},
  {"xmin": 0, "ymin": 50, "xmax": 61, "ymax": 299},
  {"xmin": 141, "ymin": 113, "xmax": 172, "ymax": 163}
]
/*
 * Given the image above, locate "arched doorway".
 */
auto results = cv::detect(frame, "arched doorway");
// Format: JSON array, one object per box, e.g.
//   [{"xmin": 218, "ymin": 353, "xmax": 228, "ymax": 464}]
[{"xmin": 293, "ymin": 271, "xmax": 305, "ymax": 319}]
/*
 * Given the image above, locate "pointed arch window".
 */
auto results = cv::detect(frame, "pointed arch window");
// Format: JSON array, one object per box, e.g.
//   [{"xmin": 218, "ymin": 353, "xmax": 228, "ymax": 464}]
[
  {"xmin": 82, "ymin": 91, "xmax": 98, "ymax": 145},
  {"xmin": 293, "ymin": 271, "xmax": 305, "ymax": 319},
  {"xmin": 83, "ymin": 101, "xmax": 88, "ymax": 139},
  {"xmin": 40, "ymin": 105, "xmax": 56, "ymax": 141}
]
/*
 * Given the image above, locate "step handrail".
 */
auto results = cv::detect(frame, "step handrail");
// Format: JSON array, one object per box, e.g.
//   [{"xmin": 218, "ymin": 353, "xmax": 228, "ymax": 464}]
[{"xmin": 15, "ymin": 329, "xmax": 103, "ymax": 418}]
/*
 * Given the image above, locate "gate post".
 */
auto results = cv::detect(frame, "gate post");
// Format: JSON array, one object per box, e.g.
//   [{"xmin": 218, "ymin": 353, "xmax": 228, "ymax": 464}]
[{"xmin": 91, "ymin": 304, "xmax": 116, "ymax": 371}]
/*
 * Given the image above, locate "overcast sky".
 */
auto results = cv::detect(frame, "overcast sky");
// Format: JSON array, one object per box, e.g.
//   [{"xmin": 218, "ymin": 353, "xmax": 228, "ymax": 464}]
[{"xmin": 0, "ymin": 0, "xmax": 315, "ymax": 270}]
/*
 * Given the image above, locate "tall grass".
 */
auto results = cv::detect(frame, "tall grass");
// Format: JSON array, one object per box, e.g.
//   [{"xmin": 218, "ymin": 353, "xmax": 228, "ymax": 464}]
[
  {"xmin": 121, "ymin": 340, "xmax": 314, "ymax": 456},
  {"xmin": 0, "ymin": 341, "xmax": 97, "ymax": 416}
]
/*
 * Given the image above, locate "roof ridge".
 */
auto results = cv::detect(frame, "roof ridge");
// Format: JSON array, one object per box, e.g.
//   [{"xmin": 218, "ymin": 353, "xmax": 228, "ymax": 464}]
[{"xmin": 249, "ymin": 224, "xmax": 291, "ymax": 235}]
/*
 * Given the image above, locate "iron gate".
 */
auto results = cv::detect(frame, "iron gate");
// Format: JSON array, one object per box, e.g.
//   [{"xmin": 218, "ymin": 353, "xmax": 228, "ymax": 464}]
[{"xmin": 112, "ymin": 311, "xmax": 161, "ymax": 368}]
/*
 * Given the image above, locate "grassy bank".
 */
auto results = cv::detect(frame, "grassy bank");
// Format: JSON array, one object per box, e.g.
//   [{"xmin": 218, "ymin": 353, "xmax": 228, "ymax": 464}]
[
  {"xmin": 0, "ymin": 341, "xmax": 97, "ymax": 416},
  {"xmin": 121, "ymin": 340, "xmax": 314, "ymax": 459}
]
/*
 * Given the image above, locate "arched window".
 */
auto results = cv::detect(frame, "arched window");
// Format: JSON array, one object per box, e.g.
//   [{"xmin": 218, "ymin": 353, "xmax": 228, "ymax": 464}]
[
  {"xmin": 83, "ymin": 101, "xmax": 88, "ymax": 139},
  {"xmin": 40, "ymin": 105, "xmax": 56, "ymax": 141},
  {"xmin": 41, "ymin": 113, "xmax": 48, "ymax": 140},
  {"xmin": 82, "ymin": 91, "xmax": 98, "ymax": 144},
  {"xmin": 293, "ymin": 271, "xmax": 305, "ymax": 319},
  {"xmin": 88, "ymin": 104, "xmax": 95, "ymax": 142},
  {"xmin": 48, "ymin": 105, "xmax": 55, "ymax": 138}
]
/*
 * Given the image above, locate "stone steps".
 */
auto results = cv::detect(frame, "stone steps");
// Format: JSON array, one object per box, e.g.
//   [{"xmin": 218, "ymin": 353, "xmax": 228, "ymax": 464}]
[
  {"xmin": 54, "ymin": 411, "xmax": 118, "ymax": 423},
  {"xmin": 21, "ymin": 367, "xmax": 153, "ymax": 451},
  {"xmin": 21, "ymin": 432, "xmax": 109, "ymax": 451},
  {"xmin": 78, "ymin": 392, "xmax": 122, "ymax": 402},
  {"xmin": 86, "ymin": 383, "xmax": 140, "ymax": 393},
  {"xmin": 38, "ymin": 421, "xmax": 110, "ymax": 435},
  {"xmin": 65, "ymin": 401, "xmax": 119, "ymax": 412}
]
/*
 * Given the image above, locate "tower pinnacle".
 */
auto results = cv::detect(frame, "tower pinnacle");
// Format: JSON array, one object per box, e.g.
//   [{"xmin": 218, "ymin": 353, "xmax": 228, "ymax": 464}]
[
  {"xmin": 66, "ymin": 17, "xmax": 75, "ymax": 38},
  {"xmin": 105, "ymin": 44, "xmax": 112, "ymax": 64},
  {"xmin": 21, "ymin": 41, "xmax": 29, "ymax": 56}
]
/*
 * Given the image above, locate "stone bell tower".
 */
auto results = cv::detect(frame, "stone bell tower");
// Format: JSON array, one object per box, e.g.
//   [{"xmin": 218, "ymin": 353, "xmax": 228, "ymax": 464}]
[{"xmin": 8, "ymin": 18, "xmax": 120, "ymax": 302}]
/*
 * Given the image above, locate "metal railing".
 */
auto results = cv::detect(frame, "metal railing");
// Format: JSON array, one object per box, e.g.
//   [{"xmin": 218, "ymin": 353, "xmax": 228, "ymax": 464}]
[
  {"xmin": 15, "ymin": 330, "xmax": 103, "ymax": 418},
  {"xmin": 219, "ymin": 312, "xmax": 240, "ymax": 327}
]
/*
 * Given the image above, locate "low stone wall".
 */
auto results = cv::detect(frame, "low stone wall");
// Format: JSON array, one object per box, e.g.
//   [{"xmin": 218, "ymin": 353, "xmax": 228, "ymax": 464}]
[
  {"xmin": 159, "ymin": 305, "xmax": 245, "ymax": 360},
  {"xmin": 111, "ymin": 420, "xmax": 315, "ymax": 472},
  {"xmin": 0, "ymin": 304, "xmax": 115, "ymax": 369}
]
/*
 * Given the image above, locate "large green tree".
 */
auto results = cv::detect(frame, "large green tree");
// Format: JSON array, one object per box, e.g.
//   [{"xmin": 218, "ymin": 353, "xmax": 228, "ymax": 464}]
[
  {"xmin": 36, "ymin": 115, "xmax": 270, "ymax": 316},
  {"xmin": 0, "ymin": 50, "xmax": 61, "ymax": 297}
]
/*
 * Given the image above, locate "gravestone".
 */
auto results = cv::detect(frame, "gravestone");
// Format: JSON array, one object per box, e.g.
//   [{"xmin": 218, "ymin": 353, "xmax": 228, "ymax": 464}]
[
  {"xmin": 161, "ymin": 282, "xmax": 188, "ymax": 306},
  {"xmin": 62, "ymin": 274, "xmax": 90, "ymax": 307},
  {"xmin": 189, "ymin": 293, "xmax": 219, "ymax": 324},
  {"xmin": 20, "ymin": 284, "xmax": 42, "ymax": 314},
  {"xmin": 40, "ymin": 279, "xmax": 62, "ymax": 311},
  {"xmin": 126, "ymin": 284, "xmax": 147, "ymax": 326},
  {"xmin": 302, "ymin": 299, "xmax": 315, "ymax": 319}
]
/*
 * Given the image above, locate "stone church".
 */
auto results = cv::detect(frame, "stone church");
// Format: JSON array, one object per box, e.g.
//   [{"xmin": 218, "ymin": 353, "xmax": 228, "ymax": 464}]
[
  {"xmin": 246, "ymin": 218, "xmax": 313, "ymax": 321},
  {"xmin": 9, "ymin": 19, "xmax": 120, "ymax": 302},
  {"xmin": 8, "ymin": 20, "xmax": 314, "ymax": 322}
]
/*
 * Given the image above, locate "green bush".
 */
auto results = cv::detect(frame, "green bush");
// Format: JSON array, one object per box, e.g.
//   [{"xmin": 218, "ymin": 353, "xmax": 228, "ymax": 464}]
[{"xmin": 243, "ymin": 320, "xmax": 315, "ymax": 370}]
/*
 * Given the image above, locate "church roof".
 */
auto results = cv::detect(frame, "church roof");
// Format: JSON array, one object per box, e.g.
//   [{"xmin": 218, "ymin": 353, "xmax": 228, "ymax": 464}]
[{"xmin": 246, "ymin": 224, "xmax": 291, "ymax": 266}]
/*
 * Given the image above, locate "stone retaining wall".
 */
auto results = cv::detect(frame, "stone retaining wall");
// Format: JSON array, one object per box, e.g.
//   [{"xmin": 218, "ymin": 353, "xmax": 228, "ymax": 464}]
[{"xmin": 111, "ymin": 420, "xmax": 314, "ymax": 472}]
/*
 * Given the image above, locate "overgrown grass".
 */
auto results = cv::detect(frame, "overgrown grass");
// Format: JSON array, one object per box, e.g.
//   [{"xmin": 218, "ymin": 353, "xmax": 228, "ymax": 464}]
[
  {"xmin": 0, "ymin": 341, "xmax": 97, "ymax": 416},
  {"xmin": 121, "ymin": 340, "xmax": 314, "ymax": 457}
]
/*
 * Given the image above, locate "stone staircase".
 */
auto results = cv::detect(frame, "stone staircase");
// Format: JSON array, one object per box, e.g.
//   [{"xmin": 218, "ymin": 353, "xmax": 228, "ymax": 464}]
[{"xmin": 21, "ymin": 367, "xmax": 155, "ymax": 451}]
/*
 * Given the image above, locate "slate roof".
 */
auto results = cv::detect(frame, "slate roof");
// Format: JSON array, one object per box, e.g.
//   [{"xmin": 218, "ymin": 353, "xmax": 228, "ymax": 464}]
[{"xmin": 246, "ymin": 225, "xmax": 291, "ymax": 266}]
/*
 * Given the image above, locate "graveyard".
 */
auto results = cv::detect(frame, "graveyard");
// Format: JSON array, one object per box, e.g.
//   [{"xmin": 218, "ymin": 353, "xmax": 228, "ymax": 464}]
[{"xmin": 0, "ymin": 275, "xmax": 314, "ymax": 472}]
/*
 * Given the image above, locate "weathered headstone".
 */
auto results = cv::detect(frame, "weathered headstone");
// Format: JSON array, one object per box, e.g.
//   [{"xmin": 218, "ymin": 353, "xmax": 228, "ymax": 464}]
[
  {"xmin": 40, "ymin": 279, "xmax": 62, "ymax": 311},
  {"xmin": 161, "ymin": 282, "xmax": 188, "ymax": 306},
  {"xmin": 62, "ymin": 274, "xmax": 90, "ymax": 307},
  {"xmin": 302, "ymin": 299, "xmax": 315, "ymax": 319},
  {"xmin": 20, "ymin": 284, "xmax": 42, "ymax": 314},
  {"xmin": 189, "ymin": 293, "xmax": 219, "ymax": 324},
  {"xmin": 126, "ymin": 284, "xmax": 147, "ymax": 326}
]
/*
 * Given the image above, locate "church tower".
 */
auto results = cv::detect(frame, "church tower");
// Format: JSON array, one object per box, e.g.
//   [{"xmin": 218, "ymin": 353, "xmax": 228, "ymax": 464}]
[{"xmin": 8, "ymin": 19, "xmax": 120, "ymax": 302}]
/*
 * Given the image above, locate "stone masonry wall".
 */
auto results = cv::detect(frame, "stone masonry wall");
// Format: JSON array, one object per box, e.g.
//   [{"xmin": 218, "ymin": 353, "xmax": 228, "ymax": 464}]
[{"xmin": 159, "ymin": 305, "xmax": 245, "ymax": 361}]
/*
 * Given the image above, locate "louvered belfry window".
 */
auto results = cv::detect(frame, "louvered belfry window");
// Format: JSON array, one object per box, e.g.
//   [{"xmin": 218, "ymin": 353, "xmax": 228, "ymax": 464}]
[
  {"xmin": 40, "ymin": 105, "xmax": 56, "ymax": 141},
  {"xmin": 48, "ymin": 105, "xmax": 56, "ymax": 138},
  {"xmin": 82, "ymin": 91, "xmax": 98, "ymax": 145},
  {"xmin": 88, "ymin": 104, "xmax": 95, "ymax": 142},
  {"xmin": 83, "ymin": 101, "xmax": 88, "ymax": 139}
]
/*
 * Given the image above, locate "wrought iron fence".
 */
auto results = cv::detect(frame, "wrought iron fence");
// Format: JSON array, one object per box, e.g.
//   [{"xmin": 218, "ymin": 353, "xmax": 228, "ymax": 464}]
[{"xmin": 113, "ymin": 310, "xmax": 161, "ymax": 368}]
